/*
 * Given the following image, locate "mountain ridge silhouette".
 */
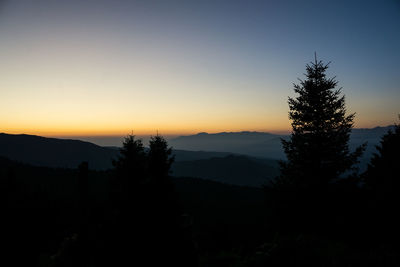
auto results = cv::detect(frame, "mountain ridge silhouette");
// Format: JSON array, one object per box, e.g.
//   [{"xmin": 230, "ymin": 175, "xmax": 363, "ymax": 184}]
[{"xmin": 0, "ymin": 126, "xmax": 393, "ymax": 183}]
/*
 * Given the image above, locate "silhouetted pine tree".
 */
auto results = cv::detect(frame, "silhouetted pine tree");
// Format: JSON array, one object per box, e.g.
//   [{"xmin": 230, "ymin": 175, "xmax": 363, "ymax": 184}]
[
  {"xmin": 147, "ymin": 135, "xmax": 176, "ymax": 216},
  {"xmin": 277, "ymin": 56, "xmax": 365, "ymax": 188},
  {"xmin": 270, "ymin": 56, "xmax": 365, "ymax": 233},
  {"xmin": 363, "ymin": 118, "xmax": 400, "ymax": 245},
  {"xmin": 98, "ymin": 134, "xmax": 197, "ymax": 266},
  {"xmin": 98, "ymin": 135, "xmax": 148, "ymax": 266},
  {"xmin": 111, "ymin": 135, "xmax": 146, "ymax": 205},
  {"xmin": 148, "ymin": 135, "xmax": 174, "ymax": 182},
  {"xmin": 364, "ymin": 120, "xmax": 399, "ymax": 192},
  {"xmin": 146, "ymin": 135, "xmax": 197, "ymax": 266},
  {"xmin": 113, "ymin": 135, "xmax": 147, "ymax": 178}
]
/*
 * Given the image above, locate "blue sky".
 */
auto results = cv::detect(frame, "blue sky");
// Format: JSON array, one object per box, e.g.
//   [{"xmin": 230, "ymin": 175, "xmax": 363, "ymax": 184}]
[{"xmin": 0, "ymin": 0, "xmax": 399, "ymax": 136}]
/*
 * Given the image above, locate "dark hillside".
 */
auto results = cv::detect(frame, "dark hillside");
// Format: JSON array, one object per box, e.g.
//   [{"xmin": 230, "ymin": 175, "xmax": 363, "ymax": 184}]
[
  {"xmin": 0, "ymin": 156, "xmax": 268, "ymax": 265},
  {"xmin": 0, "ymin": 133, "xmax": 119, "ymax": 170},
  {"xmin": 172, "ymin": 155, "xmax": 279, "ymax": 187}
]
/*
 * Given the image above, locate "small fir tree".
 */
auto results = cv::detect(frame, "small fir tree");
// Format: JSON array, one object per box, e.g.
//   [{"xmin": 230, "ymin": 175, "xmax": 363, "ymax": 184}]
[
  {"xmin": 113, "ymin": 135, "xmax": 147, "ymax": 181},
  {"xmin": 148, "ymin": 135, "xmax": 175, "ymax": 182},
  {"xmin": 362, "ymin": 118, "xmax": 400, "ymax": 245},
  {"xmin": 364, "ymin": 119, "xmax": 399, "ymax": 192},
  {"xmin": 110, "ymin": 134, "xmax": 147, "ymax": 215}
]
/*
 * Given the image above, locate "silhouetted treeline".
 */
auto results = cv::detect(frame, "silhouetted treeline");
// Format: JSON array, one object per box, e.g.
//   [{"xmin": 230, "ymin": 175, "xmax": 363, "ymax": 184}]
[
  {"xmin": 1, "ymin": 58, "xmax": 400, "ymax": 266},
  {"xmin": 1, "ymin": 126, "xmax": 399, "ymax": 266},
  {"xmin": 41, "ymin": 135, "xmax": 197, "ymax": 266},
  {"xmin": 2, "ymin": 120, "xmax": 398, "ymax": 266}
]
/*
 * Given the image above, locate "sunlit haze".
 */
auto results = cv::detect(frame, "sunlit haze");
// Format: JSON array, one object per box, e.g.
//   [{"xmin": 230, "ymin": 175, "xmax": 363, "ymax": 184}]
[{"xmin": 1, "ymin": 0, "xmax": 399, "ymax": 140}]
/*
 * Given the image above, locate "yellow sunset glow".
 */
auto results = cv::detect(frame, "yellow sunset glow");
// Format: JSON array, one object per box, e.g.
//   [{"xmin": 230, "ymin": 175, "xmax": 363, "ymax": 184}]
[{"xmin": 0, "ymin": 1, "xmax": 398, "ymax": 137}]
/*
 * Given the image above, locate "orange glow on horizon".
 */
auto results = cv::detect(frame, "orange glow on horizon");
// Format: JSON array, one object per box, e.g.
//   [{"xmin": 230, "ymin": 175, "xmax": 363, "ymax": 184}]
[
  {"xmin": 1, "ymin": 109, "xmax": 395, "ymax": 138},
  {"xmin": 0, "ymin": 126, "xmax": 292, "ymax": 137},
  {"xmin": 2, "ymin": 121, "xmax": 392, "ymax": 138}
]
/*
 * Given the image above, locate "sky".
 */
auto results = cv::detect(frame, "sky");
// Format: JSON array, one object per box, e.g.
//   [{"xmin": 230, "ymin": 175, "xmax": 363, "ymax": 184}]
[{"xmin": 0, "ymin": 0, "xmax": 399, "ymax": 138}]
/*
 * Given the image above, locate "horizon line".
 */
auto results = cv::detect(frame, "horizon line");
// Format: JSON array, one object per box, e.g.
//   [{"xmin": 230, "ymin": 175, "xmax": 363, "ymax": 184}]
[{"xmin": 1, "ymin": 124, "xmax": 394, "ymax": 138}]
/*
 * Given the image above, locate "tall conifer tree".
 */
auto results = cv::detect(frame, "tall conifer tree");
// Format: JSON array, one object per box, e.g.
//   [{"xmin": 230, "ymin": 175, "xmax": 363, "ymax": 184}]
[{"xmin": 277, "ymin": 56, "xmax": 365, "ymax": 189}]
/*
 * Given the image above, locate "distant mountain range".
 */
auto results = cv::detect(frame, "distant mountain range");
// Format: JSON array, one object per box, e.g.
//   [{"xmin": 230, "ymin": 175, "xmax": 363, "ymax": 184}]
[
  {"xmin": 0, "ymin": 126, "xmax": 394, "ymax": 186},
  {"xmin": 169, "ymin": 131, "xmax": 286, "ymax": 159},
  {"xmin": 0, "ymin": 133, "xmax": 236, "ymax": 169},
  {"xmin": 0, "ymin": 133, "xmax": 279, "ymax": 186},
  {"xmin": 169, "ymin": 126, "xmax": 395, "ymax": 169},
  {"xmin": 348, "ymin": 126, "xmax": 396, "ymax": 170}
]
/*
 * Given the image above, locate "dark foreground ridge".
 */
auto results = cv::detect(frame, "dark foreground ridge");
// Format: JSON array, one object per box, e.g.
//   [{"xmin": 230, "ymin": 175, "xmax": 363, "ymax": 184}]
[{"xmin": 0, "ymin": 155, "xmax": 266, "ymax": 266}]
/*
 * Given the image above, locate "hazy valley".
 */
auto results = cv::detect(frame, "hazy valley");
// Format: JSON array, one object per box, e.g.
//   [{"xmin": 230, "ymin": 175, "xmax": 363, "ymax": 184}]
[{"xmin": 0, "ymin": 126, "xmax": 392, "ymax": 187}]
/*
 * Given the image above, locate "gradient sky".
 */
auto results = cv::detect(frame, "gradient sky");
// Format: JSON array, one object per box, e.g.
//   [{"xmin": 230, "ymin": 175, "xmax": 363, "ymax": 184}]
[{"xmin": 0, "ymin": 0, "xmax": 399, "ymax": 137}]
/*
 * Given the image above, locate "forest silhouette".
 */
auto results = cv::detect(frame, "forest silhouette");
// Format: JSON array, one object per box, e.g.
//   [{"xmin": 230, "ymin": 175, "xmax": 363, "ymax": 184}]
[{"xmin": 1, "ymin": 58, "xmax": 399, "ymax": 266}]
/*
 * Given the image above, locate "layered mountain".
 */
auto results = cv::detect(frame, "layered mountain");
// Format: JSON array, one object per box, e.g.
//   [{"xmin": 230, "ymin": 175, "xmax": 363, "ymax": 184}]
[
  {"xmin": 0, "ymin": 133, "xmax": 241, "ymax": 170},
  {"xmin": 0, "ymin": 133, "xmax": 119, "ymax": 170},
  {"xmin": 0, "ymin": 126, "xmax": 394, "ymax": 186},
  {"xmin": 169, "ymin": 126, "xmax": 395, "ymax": 170},
  {"xmin": 169, "ymin": 131, "xmax": 287, "ymax": 159},
  {"xmin": 0, "ymin": 133, "xmax": 279, "ymax": 186}
]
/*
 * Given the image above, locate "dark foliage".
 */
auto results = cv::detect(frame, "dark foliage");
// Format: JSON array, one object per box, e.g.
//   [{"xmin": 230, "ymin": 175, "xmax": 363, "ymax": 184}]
[
  {"xmin": 1, "ymin": 120, "xmax": 400, "ymax": 265},
  {"xmin": 277, "ymin": 57, "xmax": 365, "ymax": 188},
  {"xmin": 268, "ymin": 57, "xmax": 365, "ymax": 233},
  {"xmin": 110, "ymin": 135, "xmax": 146, "ymax": 206},
  {"xmin": 364, "ymin": 119, "xmax": 400, "ymax": 192},
  {"xmin": 148, "ymin": 135, "xmax": 175, "ymax": 179},
  {"xmin": 363, "ymin": 118, "xmax": 400, "ymax": 245},
  {"xmin": 172, "ymin": 155, "xmax": 279, "ymax": 187},
  {"xmin": 0, "ymin": 155, "xmax": 270, "ymax": 266},
  {"xmin": 97, "ymin": 134, "xmax": 197, "ymax": 266}
]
